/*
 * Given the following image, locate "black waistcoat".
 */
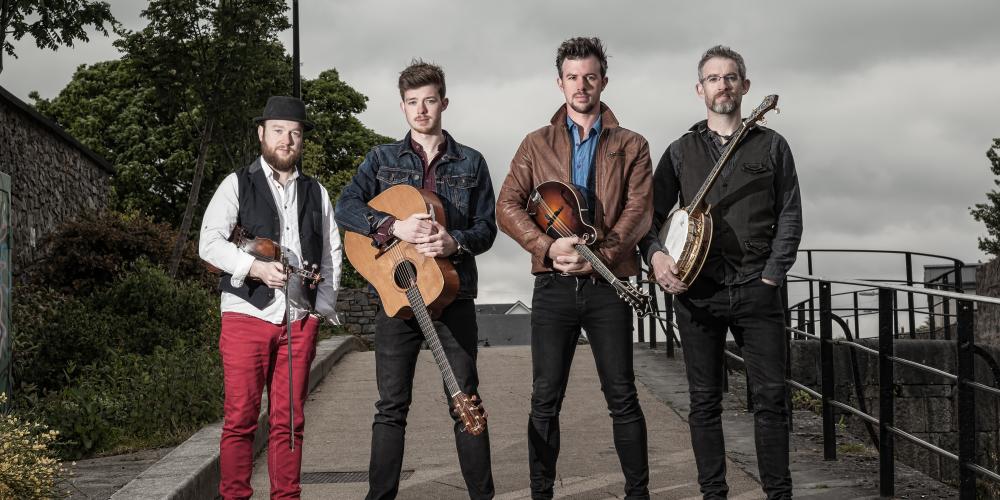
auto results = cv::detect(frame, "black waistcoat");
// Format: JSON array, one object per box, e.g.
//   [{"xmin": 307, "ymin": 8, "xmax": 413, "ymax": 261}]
[
  {"xmin": 219, "ymin": 159, "xmax": 324, "ymax": 309},
  {"xmin": 676, "ymin": 127, "xmax": 776, "ymax": 284}
]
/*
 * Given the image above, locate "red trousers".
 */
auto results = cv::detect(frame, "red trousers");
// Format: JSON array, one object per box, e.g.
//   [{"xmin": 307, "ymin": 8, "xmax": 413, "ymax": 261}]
[{"xmin": 218, "ymin": 312, "xmax": 318, "ymax": 500}]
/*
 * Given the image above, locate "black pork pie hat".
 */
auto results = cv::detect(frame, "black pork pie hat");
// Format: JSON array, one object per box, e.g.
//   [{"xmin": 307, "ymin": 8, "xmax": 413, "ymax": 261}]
[{"xmin": 253, "ymin": 95, "xmax": 315, "ymax": 131}]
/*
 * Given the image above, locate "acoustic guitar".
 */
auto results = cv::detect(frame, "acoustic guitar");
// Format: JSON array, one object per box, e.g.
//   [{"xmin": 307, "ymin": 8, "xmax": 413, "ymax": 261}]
[
  {"xmin": 344, "ymin": 184, "xmax": 486, "ymax": 436},
  {"xmin": 657, "ymin": 94, "xmax": 780, "ymax": 285},
  {"xmin": 527, "ymin": 180, "xmax": 653, "ymax": 317}
]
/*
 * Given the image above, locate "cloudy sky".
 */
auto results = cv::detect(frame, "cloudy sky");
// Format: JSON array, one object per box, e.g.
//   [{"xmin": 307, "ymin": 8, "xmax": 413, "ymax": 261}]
[{"xmin": 3, "ymin": 1, "xmax": 998, "ymax": 306}]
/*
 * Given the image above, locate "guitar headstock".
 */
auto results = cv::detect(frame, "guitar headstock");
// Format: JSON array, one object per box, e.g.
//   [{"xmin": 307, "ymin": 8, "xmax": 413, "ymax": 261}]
[
  {"xmin": 747, "ymin": 94, "xmax": 779, "ymax": 126},
  {"xmin": 451, "ymin": 392, "xmax": 487, "ymax": 436}
]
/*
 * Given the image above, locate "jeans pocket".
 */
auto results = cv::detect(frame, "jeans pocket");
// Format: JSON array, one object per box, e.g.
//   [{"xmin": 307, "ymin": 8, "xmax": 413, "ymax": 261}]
[{"xmin": 534, "ymin": 273, "xmax": 554, "ymax": 289}]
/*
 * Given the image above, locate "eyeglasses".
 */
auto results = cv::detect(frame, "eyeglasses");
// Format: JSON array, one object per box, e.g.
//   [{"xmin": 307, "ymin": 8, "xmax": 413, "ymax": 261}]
[{"xmin": 700, "ymin": 74, "xmax": 741, "ymax": 86}]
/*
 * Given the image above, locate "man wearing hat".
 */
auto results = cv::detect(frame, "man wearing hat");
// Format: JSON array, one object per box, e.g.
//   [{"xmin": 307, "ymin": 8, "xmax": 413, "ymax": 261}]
[{"xmin": 200, "ymin": 95, "xmax": 343, "ymax": 499}]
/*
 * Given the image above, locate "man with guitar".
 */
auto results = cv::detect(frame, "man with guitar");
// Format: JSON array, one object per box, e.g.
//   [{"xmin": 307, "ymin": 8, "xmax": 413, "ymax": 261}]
[
  {"xmin": 199, "ymin": 96, "xmax": 343, "ymax": 499},
  {"xmin": 639, "ymin": 45, "xmax": 802, "ymax": 499},
  {"xmin": 335, "ymin": 60, "xmax": 497, "ymax": 500},
  {"xmin": 496, "ymin": 37, "xmax": 653, "ymax": 500}
]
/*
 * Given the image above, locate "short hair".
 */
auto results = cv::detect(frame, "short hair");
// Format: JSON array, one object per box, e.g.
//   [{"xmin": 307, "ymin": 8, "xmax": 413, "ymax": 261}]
[
  {"xmin": 398, "ymin": 59, "xmax": 446, "ymax": 99},
  {"xmin": 697, "ymin": 45, "xmax": 747, "ymax": 81},
  {"xmin": 555, "ymin": 37, "xmax": 608, "ymax": 78}
]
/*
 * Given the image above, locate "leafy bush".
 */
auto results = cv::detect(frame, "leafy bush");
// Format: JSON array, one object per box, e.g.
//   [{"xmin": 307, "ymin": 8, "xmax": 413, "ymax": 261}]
[
  {"xmin": 12, "ymin": 260, "xmax": 224, "ymax": 458},
  {"xmin": 0, "ymin": 394, "xmax": 69, "ymax": 499},
  {"xmin": 38, "ymin": 342, "xmax": 222, "ymax": 458},
  {"xmin": 19, "ymin": 209, "xmax": 211, "ymax": 294}
]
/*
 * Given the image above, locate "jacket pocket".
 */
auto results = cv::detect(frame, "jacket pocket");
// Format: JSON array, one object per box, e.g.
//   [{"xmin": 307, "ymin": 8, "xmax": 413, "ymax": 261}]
[
  {"xmin": 744, "ymin": 238, "xmax": 771, "ymax": 255},
  {"xmin": 741, "ymin": 162, "xmax": 772, "ymax": 174},
  {"xmin": 440, "ymin": 173, "xmax": 479, "ymax": 209},
  {"xmin": 376, "ymin": 167, "xmax": 417, "ymax": 188}
]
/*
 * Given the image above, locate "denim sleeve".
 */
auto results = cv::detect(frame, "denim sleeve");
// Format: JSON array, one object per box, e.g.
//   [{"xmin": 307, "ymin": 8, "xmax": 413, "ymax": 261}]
[
  {"xmin": 761, "ymin": 134, "xmax": 803, "ymax": 284},
  {"xmin": 638, "ymin": 143, "xmax": 682, "ymax": 266},
  {"xmin": 334, "ymin": 149, "xmax": 391, "ymax": 236},
  {"xmin": 449, "ymin": 155, "xmax": 498, "ymax": 257}
]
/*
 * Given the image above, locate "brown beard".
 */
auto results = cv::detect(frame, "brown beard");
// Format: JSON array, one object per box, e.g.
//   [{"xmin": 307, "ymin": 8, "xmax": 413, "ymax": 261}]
[{"xmin": 261, "ymin": 143, "xmax": 301, "ymax": 172}]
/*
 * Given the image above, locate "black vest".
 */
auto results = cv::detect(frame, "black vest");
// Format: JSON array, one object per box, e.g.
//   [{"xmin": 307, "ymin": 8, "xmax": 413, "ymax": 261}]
[
  {"xmin": 219, "ymin": 159, "xmax": 324, "ymax": 309},
  {"xmin": 677, "ymin": 126, "xmax": 776, "ymax": 283}
]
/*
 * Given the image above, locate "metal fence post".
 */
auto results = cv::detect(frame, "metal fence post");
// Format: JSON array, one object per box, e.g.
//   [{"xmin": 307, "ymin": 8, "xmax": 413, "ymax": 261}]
[
  {"xmin": 637, "ymin": 269, "xmax": 646, "ymax": 343},
  {"xmin": 905, "ymin": 253, "xmax": 915, "ymax": 338},
  {"xmin": 820, "ymin": 281, "xmax": 836, "ymax": 460},
  {"xmin": 648, "ymin": 276, "xmax": 657, "ymax": 349},
  {"xmin": 665, "ymin": 293, "xmax": 675, "ymax": 358},
  {"xmin": 879, "ymin": 288, "xmax": 895, "ymax": 498},
  {"xmin": 956, "ymin": 299, "xmax": 977, "ymax": 499}
]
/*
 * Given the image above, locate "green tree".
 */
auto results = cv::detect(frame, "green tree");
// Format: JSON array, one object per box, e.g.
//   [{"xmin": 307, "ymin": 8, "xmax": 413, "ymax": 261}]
[
  {"xmin": 971, "ymin": 138, "xmax": 1000, "ymax": 257},
  {"xmin": 0, "ymin": 0, "xmax": 116, "ymax": 74}
]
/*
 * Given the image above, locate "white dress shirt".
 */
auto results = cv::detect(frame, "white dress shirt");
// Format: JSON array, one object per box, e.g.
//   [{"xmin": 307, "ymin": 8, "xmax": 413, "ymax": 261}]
[{"xmin": 199, "ymin": 157, "xmax": 342, "ymax": 324}]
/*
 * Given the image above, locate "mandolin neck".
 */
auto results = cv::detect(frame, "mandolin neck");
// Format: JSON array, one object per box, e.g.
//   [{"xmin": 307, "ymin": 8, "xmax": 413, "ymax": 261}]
[
  {"xmin": 404, "ymin": 285, "xmax": 461, "ymax": 397},
  {"xmin": 573, "ymin": 243, "xmax": 625, "ymax": 291}
]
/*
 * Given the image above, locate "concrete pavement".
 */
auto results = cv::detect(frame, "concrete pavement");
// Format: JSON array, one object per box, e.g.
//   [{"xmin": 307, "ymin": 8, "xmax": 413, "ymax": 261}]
[{"xmin": 250, "ymin": 345, "xmax": 763, "ymax": 499}]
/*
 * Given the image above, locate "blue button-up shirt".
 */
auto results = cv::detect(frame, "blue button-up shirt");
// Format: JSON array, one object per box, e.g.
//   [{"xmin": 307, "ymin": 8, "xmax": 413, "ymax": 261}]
[{"xmin": 567, "ymin": 115, "xmax": 602, "ymax": 193}]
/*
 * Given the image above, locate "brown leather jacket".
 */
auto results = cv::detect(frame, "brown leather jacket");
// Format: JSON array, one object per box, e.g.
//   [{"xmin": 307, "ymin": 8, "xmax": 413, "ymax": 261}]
[{"xmin": 497, "ymin": 103, "xmax": 652, "ymax": 277}]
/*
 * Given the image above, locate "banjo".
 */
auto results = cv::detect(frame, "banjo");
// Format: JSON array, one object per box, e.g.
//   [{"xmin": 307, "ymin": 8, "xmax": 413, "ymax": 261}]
[{"xmin": 657, "ymin": 94, "xmax": 780, "ymax": 285}]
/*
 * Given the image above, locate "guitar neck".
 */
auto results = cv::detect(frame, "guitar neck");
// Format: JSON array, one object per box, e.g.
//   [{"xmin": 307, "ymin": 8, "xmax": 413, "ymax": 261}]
[
  {"xmin": 404, "ymin": 286, "xmax": 462, "ymax": 397},
  {"xmin": 687, "ymin": 121, "xmax": 753, "ymax": 211}
]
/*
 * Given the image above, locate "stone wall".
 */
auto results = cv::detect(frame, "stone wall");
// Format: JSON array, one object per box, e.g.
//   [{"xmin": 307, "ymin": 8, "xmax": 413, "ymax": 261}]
[
  {"xmin": 336, "ymin": 287, "xmax": 381, "ymax": 335},
  {"xmin": 0, "ymin": 86, "xmax": 112, "ymax": 273},
  {"xmin": 755, "ymin": 339, "xmax": 1000, "ymax": 485},
  {"xmin": 977, "ymin": 258, "xmax": 1000, "ymax": 347}
]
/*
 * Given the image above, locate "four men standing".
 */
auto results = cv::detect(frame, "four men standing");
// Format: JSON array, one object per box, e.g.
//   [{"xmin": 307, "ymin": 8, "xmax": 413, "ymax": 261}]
[{"xmin": 201, "ymin": 41, "xmax": 799, "ymax": 500}]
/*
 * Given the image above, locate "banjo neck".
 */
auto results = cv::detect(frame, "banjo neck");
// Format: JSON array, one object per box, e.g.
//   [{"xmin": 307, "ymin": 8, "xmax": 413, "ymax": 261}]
[{"xmin": 684, "ymin": 119, "xmax": 753, "ymax": 213}]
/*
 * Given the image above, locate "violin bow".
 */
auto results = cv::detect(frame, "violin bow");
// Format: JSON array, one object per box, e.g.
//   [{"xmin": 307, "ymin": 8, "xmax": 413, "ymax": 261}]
[{"xmin": 283, "ymin": 255, "xmax": 294, "ymax": 451}]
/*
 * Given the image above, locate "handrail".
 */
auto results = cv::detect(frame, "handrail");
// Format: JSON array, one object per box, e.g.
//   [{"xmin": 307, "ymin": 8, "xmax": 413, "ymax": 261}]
[{"xmin": 788, "ymin": 272, "xmax": 1000, "ymax": 304}]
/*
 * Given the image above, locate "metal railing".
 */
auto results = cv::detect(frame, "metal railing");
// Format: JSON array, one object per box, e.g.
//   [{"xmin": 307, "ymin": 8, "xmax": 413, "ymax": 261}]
[{"xmin": 634, "ymin": 255, "xmax": 1000, "ymax": 499}]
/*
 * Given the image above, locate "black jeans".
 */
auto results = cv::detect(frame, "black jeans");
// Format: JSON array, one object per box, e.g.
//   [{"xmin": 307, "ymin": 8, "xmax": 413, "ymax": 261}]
[
  {"xmin": 366, "ymin": 299, "xmax": 494, "ymax": 500},
  {"xmin": 675, "ymin": 278, "xmax": 792, "ymax": 500},
  {"xmin": 528, "ymin": 274, "xmax": 649, "ymax": 500}
]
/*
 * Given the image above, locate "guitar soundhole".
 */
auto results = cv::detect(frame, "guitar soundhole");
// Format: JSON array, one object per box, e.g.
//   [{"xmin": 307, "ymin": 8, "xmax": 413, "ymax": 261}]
[{"xmin": 393, "ymin": 260, "xmax": 418, "ymax": 289}]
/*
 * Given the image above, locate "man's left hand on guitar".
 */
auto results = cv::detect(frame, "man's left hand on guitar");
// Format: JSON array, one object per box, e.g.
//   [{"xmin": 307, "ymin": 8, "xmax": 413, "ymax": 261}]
[
  {"xmin": 548, "ymin": 236, "xmax": 593, "ymax": 275},
  {"xmin": 413, "ymin": 220, "xmax": 458, "ymax": 257}
]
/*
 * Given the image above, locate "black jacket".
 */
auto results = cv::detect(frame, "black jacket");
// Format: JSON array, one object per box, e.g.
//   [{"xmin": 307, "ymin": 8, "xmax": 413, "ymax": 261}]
[{"xmin": 638, "ymin": 120, "xmax": 802, "ymax": 285}]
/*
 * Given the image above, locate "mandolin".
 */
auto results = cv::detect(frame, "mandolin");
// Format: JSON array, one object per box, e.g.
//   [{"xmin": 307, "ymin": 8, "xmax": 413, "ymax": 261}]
[
  {"xmin": 527, "ymin": 180, "xmax": 653, "ymax": 317},
  {"xmin": 344, "ymin": 184, "xmax": 486, "ymax": 436},
  {"xmin": 657, "ymin": 94, "xmax": 780, "ymax": 286}
]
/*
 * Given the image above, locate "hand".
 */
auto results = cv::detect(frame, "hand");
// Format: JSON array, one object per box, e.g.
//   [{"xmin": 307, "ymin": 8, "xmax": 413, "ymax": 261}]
[
  {"xmin": 392, "ymin": 213, "xmax": 434, "ymax": 243},
  {"xmin": 652, "ymin": 251, "xmax": 687, "ymax": 294},
  {"xmin": 548, "ymin": 236, "xmax": 592, "ymax": 275},
  {"xmin": 415, "ymin": 221, "xmax": 458, "ymax": 258},
  {"xmin": 249, "ymin": 260, "xmax": 287, "ymax": 289},
  {"xmin": 761, "ymin": 277, "xmax": 778, "ymax": 286}
]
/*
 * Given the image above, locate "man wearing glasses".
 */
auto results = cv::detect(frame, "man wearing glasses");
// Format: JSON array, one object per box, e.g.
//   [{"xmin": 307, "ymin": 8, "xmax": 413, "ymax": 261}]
[{"xmin": 639, "ymin": 45, "xmax": 802, "ymax": 499}]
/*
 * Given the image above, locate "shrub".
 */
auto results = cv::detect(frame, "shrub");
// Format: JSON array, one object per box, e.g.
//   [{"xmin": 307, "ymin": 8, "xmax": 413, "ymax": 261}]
[
  {"xmin": 37, "ymin": 341, "xmax": 223, "ymax": 458},
  {"xmin": 19, "ymin": 209, "xmax": 211, "ymax": 294},
  {"xmin": 0, "ymin": 394, "xmax": 69, "ymax": 499}
]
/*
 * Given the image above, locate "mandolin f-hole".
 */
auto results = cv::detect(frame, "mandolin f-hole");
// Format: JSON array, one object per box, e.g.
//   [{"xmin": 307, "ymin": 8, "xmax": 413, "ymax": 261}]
[{"xmin": 392, "ymin": 260, "xmax": 419, "ymax": 289}]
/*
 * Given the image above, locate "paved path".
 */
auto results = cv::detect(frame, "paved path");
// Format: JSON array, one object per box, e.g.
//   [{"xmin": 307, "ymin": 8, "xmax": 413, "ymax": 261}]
[{"xmin": 250, "ymin": 345, "xmax": 762, "ymax": 499}]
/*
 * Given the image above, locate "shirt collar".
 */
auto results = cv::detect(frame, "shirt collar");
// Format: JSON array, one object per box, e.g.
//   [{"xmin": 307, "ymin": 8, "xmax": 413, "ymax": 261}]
[
  {"xmin": 259, "ymin": 156, "xmax": 299, "ymax": 184},
  {"xmin": 566, "ymin": 115, "xmax": 602, "ymax": 145}
]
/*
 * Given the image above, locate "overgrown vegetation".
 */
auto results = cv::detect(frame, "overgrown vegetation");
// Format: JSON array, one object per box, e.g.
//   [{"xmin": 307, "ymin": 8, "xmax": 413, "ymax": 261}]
[{"xmin": 0, "ymin": 394, "xmax": 69, "ymax": 498}]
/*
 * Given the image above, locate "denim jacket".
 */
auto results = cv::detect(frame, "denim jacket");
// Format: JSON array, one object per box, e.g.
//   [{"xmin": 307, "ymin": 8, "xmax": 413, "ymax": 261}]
[{"xmin": 335, "ymin": 131, "xmax": 497, "ymax": 299}]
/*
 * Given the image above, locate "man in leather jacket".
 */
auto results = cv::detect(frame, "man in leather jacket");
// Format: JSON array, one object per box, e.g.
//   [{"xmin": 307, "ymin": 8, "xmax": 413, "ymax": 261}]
[{"xmin": 496, "ymin": 37, "xmax": 653, "ymax": 500}]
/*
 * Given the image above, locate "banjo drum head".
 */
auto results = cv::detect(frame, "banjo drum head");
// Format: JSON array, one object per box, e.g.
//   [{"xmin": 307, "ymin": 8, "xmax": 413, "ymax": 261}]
[{"xmin": 660, "ymin": 209, "xmax": 689, "ymax": 261}]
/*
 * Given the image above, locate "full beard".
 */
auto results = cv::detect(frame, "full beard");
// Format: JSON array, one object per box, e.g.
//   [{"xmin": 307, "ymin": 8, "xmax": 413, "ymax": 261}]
[
  {"xmin": 261, "ymin": 144, "xmax": 301, "ymax": 172},
  {"xmin": 709, "ymin": 94, "xmax": 739, "ymax": 115}
]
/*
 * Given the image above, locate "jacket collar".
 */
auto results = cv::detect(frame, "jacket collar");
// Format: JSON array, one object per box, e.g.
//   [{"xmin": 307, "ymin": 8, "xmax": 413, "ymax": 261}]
[
  {"xmin": 549, "ymin": 102, "xmax": 620, "ymax": 129},
  {"xmin": 397, "ymin": 130, "xmax": 465, "ymax": 162}
]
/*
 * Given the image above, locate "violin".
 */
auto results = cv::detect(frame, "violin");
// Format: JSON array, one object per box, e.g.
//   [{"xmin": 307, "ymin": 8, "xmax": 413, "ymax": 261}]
[{"xmin": 204, "ymin": 225, "xmax": 324, "ymax": 288}]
